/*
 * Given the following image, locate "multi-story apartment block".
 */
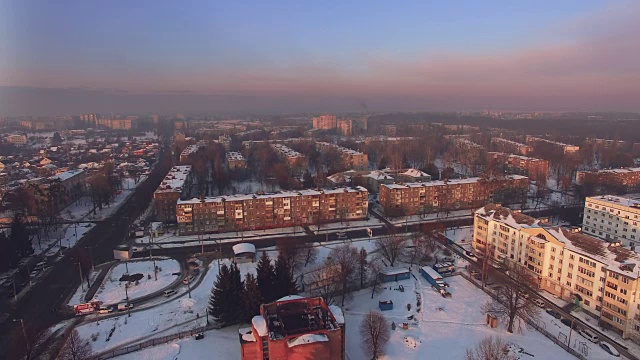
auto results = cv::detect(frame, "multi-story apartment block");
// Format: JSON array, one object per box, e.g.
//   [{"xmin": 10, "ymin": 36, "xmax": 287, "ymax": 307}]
[
  {"xmin": 576, "ymin": 167, "xmax": 640, "ymax": 193},
  {"xmin": 179, "ymin": 144, "xmax": 200, "ymax": 163},
  {"xmin": 491, "ymin": 137, "xmax": 533, "ymax": 156},
  {"xmin": 452, "ymin": 138, "xmax": 484, "ymax": 152},
  {"xmin": 240, "ymin": 296, "xmax": 345, "ymax": 360},
  {"xmin": 473, "ymin": 204, "xmax": 640, "ymax": 342},
  {"xmin": 176, "ymin": 186, "xmax": 368, "ymax": 234},
  {"xmin": 153, "ymin": 165, "xmax": 193, "ymax": 223},
  {"xmin": 226, "ymin": 151, "xmax": 247, "ymax": 170},
  {"xmin": 45, "ymin": 169, "xmax": 88, "ymax": 210},
  {"xmin": 96, "ymin": 118, "xmax": 133, "ymax": 130},
  {"xmin": 20, "ymin": 120, "xmax": 47, "ymax": 131},
  {"xmin": 271, "ymin": 143, "xmax": 307, "ymax": 168},
  {"xmin": 316, "ymin": 142, "xmax": 368, "ymax": 170},
  {"xmin": 488, "ymin": 152, "xmax": 549, "ymax": 181},
  {"xmin": 583, "ymin": 195, "xmax": 640, "ymax": 250},
  {"xmin": 379, "ymin": 175, "xmax": 528, "ymax": 216},
  {"xmin": 336, "ymin": 118, "xmax": 353, "ymax": 136},
  {"xmin": 526, "ymin": 136, "xmax": 580, "ymax": 154},
  {"xmin": 5, "ymin": 134, "xmax": 27, "ymax": 146},
  {"xmin": 312, "ymin": 115, "xmax": 337, "ymax": 130}
]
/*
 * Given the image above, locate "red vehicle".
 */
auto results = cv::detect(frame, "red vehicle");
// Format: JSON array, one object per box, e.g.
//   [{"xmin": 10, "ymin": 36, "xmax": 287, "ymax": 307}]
[{"xmin": 74, "ymin": 300, "xmax": 101, "ymax": 316}]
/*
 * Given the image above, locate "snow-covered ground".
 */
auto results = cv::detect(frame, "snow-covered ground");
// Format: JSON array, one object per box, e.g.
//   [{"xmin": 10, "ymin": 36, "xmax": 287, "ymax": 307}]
[
  {"xmin": 444, "ymin": 226, "xmax": 474, "ymax": 244},
  {"xmin": 344, "ymin": 274, "xmax": 576, "ymax": 360},
  {"xmin": 93, "ymin": 259, "xmax": 181, "ymax": 305},
  {"xmin": 112, "ymin": 327, "xmax": 241, "ymax": 360},
  {"xmin": 67, "ymin": 269, "xmax": 102, "ymax": 306}
]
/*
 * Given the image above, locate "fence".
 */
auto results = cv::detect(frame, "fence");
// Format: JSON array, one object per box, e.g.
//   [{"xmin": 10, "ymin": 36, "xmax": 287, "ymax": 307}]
[
  {"xmin": 459, "ymin": 273, "xmax": 587, "ymax": 360},
  {"xmin": 92, "ymin": 324, "xmax": 211, "ymax": 360}
]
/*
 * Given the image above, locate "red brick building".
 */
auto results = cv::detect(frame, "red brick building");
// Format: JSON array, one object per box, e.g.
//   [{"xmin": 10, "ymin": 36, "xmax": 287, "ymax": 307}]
[
  {"xmin": 488, "ymin": 152, "xmax": 549, "ymax": 181},
  {"xmin": 240, "ymin": 296, "xmax": 345, "ymax": 360},
  {"xmin": 576, "ymin": 167, "xmax": 640, "ymax": 193},
  {"xmin": 379, "ymin": 175, "xmax": 529, "ymax": 216},
  {"xmin": 153, "ymin": 165, "xmax": 193, "ymax": 222}
]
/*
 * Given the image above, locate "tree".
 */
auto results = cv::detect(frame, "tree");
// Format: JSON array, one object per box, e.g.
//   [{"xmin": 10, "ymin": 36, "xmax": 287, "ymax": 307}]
[
  {"xmin": 308, "ymin": 267, "xmax": 339, "ymax": 305},
  {"xmin": 256, "ymin": 251, "xmax": 276, "ymax": 303},
  {"xmin": 273, "ymin": 253, "xmax": 298, "ymax": 300},
  {"xmin": 357, "ymin": 248, "xmax": 368, "ymax": 288},
  {"xmin": 360, "ymin": 311, "xmax": 390, "ymax": 359},
  {"xmin": 374, "ymin": 235, "xmax": 406, "ymax": 267},
  {"xmin": 10, "ymin": 213, "xmax": 32, "ymax": 257},
  {"xmin": 0, "ymin": 231, "xmax": 19, "ymax": 270},
  {"xmin": 482, "ymin": 264, "xmax": 540, "ymax": 333},
  {"xmin": 276, "ymin": 238, "xmax": 304, "ymax": 275},
  {"xmin": 465, "ymin": 336, "xmax": 515, "ymax": 360},
  {"xmin": 209, "ymin": 263, "xmax": 243, "ymax": 326},
  {"xmin": 301, "ymin": 242, "xmax": 318, "ymax": 267},
  {"xmin": 51, "ymin": 132, "xmax": 64, "ymax": 146},
  {"xmin": 58, "ymin": 329, "xmax": 92, "ymax": 360},
  {"xmin": 241, "ymin": 273, "xmax": 262, "ymax": 323},
  {"xmin": 327, "ymin": 244, "xmax": 358, "ymax": 306}
]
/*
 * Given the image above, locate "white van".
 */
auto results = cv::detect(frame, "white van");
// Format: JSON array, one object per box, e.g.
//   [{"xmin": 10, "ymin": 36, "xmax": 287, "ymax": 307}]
[
  {"xmin": 578, "ymin": 329, "xmax": 599, "ymax": 343},
  {"xmin": 164, "ymin": 289, "xmax": 177, "ymax": 297}
]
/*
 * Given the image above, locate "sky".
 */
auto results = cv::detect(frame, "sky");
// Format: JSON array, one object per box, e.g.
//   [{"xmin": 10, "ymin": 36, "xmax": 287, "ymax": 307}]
[{"xmin": 1, "ymin": 0, "xmax": 639, "ymax": 115}]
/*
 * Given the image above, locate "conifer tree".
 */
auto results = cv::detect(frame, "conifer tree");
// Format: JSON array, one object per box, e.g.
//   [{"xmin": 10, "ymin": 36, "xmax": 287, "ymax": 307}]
[
  {"xmin": 273, "ymin": 253, "xmax": 298, "ymax": 300},
  {"xmin": 241, "ymin": 273, "xmax": 262, "ymax": 322},
  {"xmin": 229, "ymin": 262, "xmax": 244, "ymax": 321},
  {"xmin": 209, "ymin": 264, "xmax": 236, "ymax": 326},
  {"xmin": 256, "ymin": 251, "xmax": 276, "ymax": 302},
  {"xmin": 10, "ymin": 214, "xmax": 32, "ymax": 257}
]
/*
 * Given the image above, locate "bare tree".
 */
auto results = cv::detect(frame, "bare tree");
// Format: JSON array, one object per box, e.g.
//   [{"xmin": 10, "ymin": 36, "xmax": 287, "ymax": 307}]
[
  {"xmin": 58, "ymin": 329, "xmax": 93, "ymax": 360},
  {"xmin": 407, "ymin": 234, "xmax": 432, "ymax": 269},
  {"xmin": 357, "ymin": 248, "xmax": 368, "ymax": 288},
  {"xmin": 327, "ymin": 244, "xmax": 359, "ymax": 306},
  {"xmin": 465, "ymin": 335, "xmax": 515, "ymax": 360},
  {"xmin": 482, "ymin": 265, "xmax": 540, "ymax": 333},
  {"xmin": 301, "ymin": 242, "xmax": 318, "ymax": 267},
  {"xmin": 374, "ymin": 235, "xmax": 407, "ymax": 267},
  {"xmin": 308, "ymin": 267, "xmax": 340, "ymax": 306},
  {"xmin": 360, "ymin": 311, "xmax": 390, "ymax": 360}
]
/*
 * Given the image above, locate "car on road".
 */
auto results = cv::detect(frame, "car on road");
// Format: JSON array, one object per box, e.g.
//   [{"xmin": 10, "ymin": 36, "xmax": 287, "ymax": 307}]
[
  {"xmin": 532, "ymin": 299, "xmax": 545, "ymax": 308},
  {"xmin": 97, "ymin": 306, "xmax": 114, "ymax": 314},
  {"xmin": 336, "ymin": 232, "xmax": 347, "ymax": 239},
  {"xmin": 183, "ymin": 276, "xmax": 195, "ymax": 285},
  {"xmin": 546, "ymin": 309, "xmax": 562, "ymax": 319},
  {"xmin": 577, "ymin": 329, "xmax": 598, "ymax": 343},
  {"xmin": 599, "ymin": 342, "xmax": 620, "ymax": 357},
  {"xmin": 117, "ymin": 303, "xmax": 134, "ymax": 311},
  {"xmin": 164, "ymin": 289, "xmax": 177, "ymax": 297},
  {"xmin": 465, "ymin": 251, "xmax": 477, "ymax": 260},
  {"xmin": 560, "ymin": 318, "xmax": 578, "ymax": 329}
]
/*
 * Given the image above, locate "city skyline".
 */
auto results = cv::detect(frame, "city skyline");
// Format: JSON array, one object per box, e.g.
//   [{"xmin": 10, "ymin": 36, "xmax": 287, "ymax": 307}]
[{"xmin": 1, "ymin": 0, "xmax": 639, "ymax": 115}]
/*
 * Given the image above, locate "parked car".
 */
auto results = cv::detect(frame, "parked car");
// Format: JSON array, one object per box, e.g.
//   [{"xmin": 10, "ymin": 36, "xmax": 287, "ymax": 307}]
[
  {"xmin": 560, "ymin": 318, "xmax": 578, "ymax": 329},
  {"xmin": 465, "ymin": 251, "xmax": 477, "ymax": 260},
  {"xmin": 577, "ymin": 329, "xmax": 599, "ymax": 343},
  {"xmin": 183, "ymin": 276, "xmax": 195, "ymax": 285},
  {"xmin": 546, "ymin": 309, "xmax": 561, "ymax": 319},
  {"xmin": 441, "ymin": 256, "xmax": 455, "ymax": 263},
  {"xmin": 532, "ymin": 299, "xmax": 545, "ymax": 308},
  {"xmin": 164, "ymin": 289, "xmax": 177, "ymax": 297},
  {"xmin": 117, "ymin": 303, "xmax": 134, "ymax": 311},
  {"xmin": 599, "ymin": 342, "xmax": 620, "ymax": 357},
  {"xmin": 97, "ymin": 306, "xmax": 114, "ymax": 314}
]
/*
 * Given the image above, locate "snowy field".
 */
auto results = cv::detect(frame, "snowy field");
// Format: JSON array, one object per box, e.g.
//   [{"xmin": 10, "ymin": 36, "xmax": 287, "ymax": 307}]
[
  {"xmin": 444, "ymin": 226, "xmax": 474, "ymax": 244},
  {"xmin": 344, "ymin": 274, "xmax": 576, "ymax": 360},
  {"xmin": 93, "ymin": 259, "xmax": 181, "ymax": 305}
]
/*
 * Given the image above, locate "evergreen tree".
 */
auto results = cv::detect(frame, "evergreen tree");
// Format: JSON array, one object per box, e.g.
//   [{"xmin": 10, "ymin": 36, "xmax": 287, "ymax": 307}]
[
  {"xmin": 0, "ymin": 232, "xmax": 18, "ymax": 271},
  {"xmin": 209, "ymin": 264, "xmax": 236, "ymax": 326},
  {"xmin": 273, "ymin": 253, "xmax": 298, "ymax": 300},
  {"xmin": 256, "ymin": 251, "xmax": 276, "ymax": 302},
  {"xmin": 10, "ymin": 214, "xmax": 32, "ymax": 257},
  {"xmin": 51, "ymin": 132, "xmax": 63, "ymax": 146},
  {"xmin": 229, "ymin": 262, "xmax": 244, "ymax": 322},
  {"xmin": 241, "ymin": 273, "xmax": 262, "ymax": 323}
]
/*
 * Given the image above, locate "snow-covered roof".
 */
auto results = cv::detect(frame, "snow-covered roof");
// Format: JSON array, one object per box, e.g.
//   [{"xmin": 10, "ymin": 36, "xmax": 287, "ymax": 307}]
[
  {"xmin": 383, "ymin": 175, "xmax": 527, "ymax": 190},
  {"xmin": 475, "ymin": 204, "xmax": 539, "ymax": 230},
  {"xmin": 586, "ymin": 195, "xmax": 640, "ymax": 210},
  {"xmin": 155, "ymin": 165, "xmax": 192, "ymax": 193},
  {"xmin": 278, "ymin": 295, "xmax": 303, "ymax": 301},
  {"xmin": 177, "ymin": 186, "xmax": 368, "ymax": 205},
  {"xmin": 379, "ymin": 266, "xmax": 409, "ymax": 276},
  {"xmin": 252, "ymin": 315, "xmax": 268, "ymax": 337},
  {"xmin": 233, "ymin": 243, "xmax": 256, "ymax": 255},
  {"xmin": 579, "ymin": 167, "xmax": 640, "ymax": 175},
  {"xmin": 287, "ymin": 334, "xmax": 329, "ymax": 348},
  {"xmin": 239, "ymin": 327, "xmax": 256, "ymax": 342},
  {"xmin": 49, "ymin": 168, "xmax": 84, "ymax": 182},
  {"xmin": 328, "ymin": 305, "xmax": 344, "ymax": 325}
]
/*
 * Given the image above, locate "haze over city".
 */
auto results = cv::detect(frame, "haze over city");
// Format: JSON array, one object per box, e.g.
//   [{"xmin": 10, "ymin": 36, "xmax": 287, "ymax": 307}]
[{"xmin": 1, "ymin": 0, "xmax": 640, "ymax": 115}]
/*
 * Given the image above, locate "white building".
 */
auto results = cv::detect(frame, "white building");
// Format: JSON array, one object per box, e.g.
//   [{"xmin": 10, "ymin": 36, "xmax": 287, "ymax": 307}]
[{"xmin": 583, "ymin": 195, "xmax": 640, "ymax": 250}]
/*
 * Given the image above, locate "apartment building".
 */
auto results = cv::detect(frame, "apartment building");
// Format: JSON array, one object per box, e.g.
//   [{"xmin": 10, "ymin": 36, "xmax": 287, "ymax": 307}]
[
  {"xmin": 240, "ymin": 296, "xmax": 345, "ymax": 360},
  {"xmin": 176, "ymin": 186, "xmax": 368, "ymax": 234},
  {"xmin": 96, "ymin": 118, "xmax": 133, "ymax": 130},
  {"xmin": 153, "ymin": 165, "xmax": 193, "ymax": 222},
  {"xmin": 5, "ymin": 134, "xmax": 27, "ymax": 146},
  {"xmin": 526, "ymin": 136, "xmax": 580, "ymax": 154},
  {"xmin": 379, "ymin": 175, "xmax": 528, "ymax": 216},
  {"xmin": 583, "ymin": 195, "xmax": 640, "ymax": 250},
  {"xmin": 491, "ymin": 137, "xmax": 533, "ymax": 156},
  {"xmin": 336, "ymin": 118, "xmax": 353, "ymax": 136},
  {"xmin": 316, "ymin": 142, "xmax": 368, "ymax": 170},
  {"xmin": 179, "ymin": 144, "xmax": 200, "ymax": 163},
  {"xmin": 271, "ymin": 143, "xmax": 307, "ymax": 168},
  {"xmin": 488, "ymin": 152, "xmax": 549, "ymax": 181},
  {"xmin": 452, "ymin": 138, "xmax": 484, "ymax": 152},
  {"xmin": 45, "ymin": 169, "xmax": 88, "ymax": 210},
  {"xmin": 576, "ymin": 168, "xmax": 640, "ymax": 193},
  {"xmin": 312, "ymin": 115, "xmax": 337, "ymax": 130},
  {"xmin": 226, "ymin": 151, "xmax": 247, "ymax": 170},
  {"xmin": 473, "ymin": 204, "xmax": 640, "ymax": 342}
]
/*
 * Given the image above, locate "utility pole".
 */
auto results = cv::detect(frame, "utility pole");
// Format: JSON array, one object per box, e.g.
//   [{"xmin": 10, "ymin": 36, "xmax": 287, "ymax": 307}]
[
  {"xmin": 217, "ymin": 237, "xmax": 221, "ymax": 272},
  {"xmin": 149, "ymin": 230, "xmax": 157, "ymax": 281},
  {"xmin": 77, "ymin": 262, "xmax": 85, "ymax": 291},
  {"xmin": 13, "ymin": 319, "xmax": 29, "ymax": 354},
  {"xmin": 86, "ymin": 246, "xmax": 94, "ymax": 271},
  {"xmin": 186, "ymin": 273, "xmax": 192, "ymax": 298}
]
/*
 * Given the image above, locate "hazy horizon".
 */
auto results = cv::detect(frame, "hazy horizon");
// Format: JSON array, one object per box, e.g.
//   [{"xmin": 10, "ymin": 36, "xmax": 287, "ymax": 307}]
[{"xmin": 2, "ymin": 1, "xmax": 640, "ymax": 115}]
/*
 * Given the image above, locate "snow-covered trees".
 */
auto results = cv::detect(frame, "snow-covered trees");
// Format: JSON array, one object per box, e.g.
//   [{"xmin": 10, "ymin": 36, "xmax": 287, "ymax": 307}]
[
  {"xmin": 465, "ymin": 336, "xmax": 515, "ymax": 360},
  {"xmin": 58, "ymin": 330, "xmax": 92, "ymax": 360},
  {"xmin": 256, "ymin": 251, "xmax": 276, "ymax": 302},
  {"xmin": 209, "ymin": 263, "xmax": 243, "ymax": 326},
  {"xmin": 241, "ymin": 273, "xmax": 262, "ymax": 323}
]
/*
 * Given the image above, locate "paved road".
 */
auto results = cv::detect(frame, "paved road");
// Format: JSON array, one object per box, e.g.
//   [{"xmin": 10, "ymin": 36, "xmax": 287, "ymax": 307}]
[{"xmin": 0, "ymin": 142, "xmax": 172, "ymax": 359}]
